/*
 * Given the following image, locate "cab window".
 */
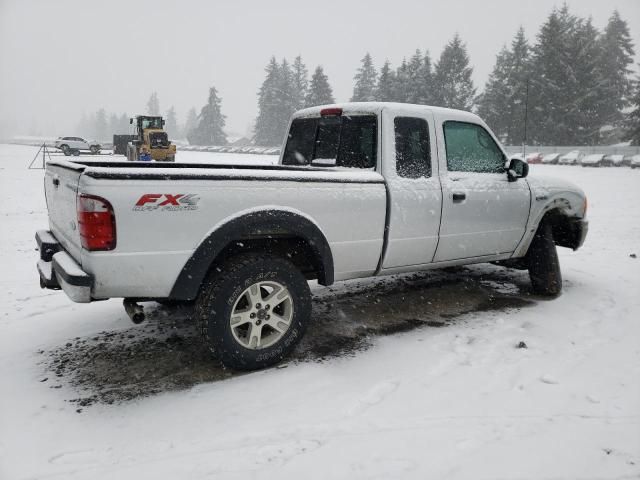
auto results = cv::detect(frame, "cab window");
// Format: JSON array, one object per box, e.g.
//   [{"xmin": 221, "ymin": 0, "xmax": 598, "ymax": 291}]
[
  {"xmin": 394, "ymin": 117, "xmax": 431, "ymax": 178},
  {"xmin": 443, "ymin": 121, "xmax": 505, "ymax": 173}
]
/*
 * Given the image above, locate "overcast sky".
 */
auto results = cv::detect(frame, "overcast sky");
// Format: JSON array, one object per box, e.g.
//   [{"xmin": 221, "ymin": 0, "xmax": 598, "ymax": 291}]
[{"xmin": 1, "ymin": 0, "xmax": 639, "ymax": 138}]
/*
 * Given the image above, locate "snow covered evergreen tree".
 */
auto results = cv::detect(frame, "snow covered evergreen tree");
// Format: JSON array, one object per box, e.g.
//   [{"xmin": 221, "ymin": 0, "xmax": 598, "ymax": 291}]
[
  {"xmin": 477, "ymin": 27, "xmax": 531, "ymax": 144},
  {"xmin": 94, "ymin": 108, "xmax": 108, "ymax": 141},
  {"xmin": 184, "ymin": 108, "xmax": 198, "ymax": 141},
  {"xmin": 405, "ymin": 50, "xmax": 424, "ymax": 104},
  {"xmin": 276, "ymin": 58, "xmax": 297, "ymax": 135},
  {"xmin": 375, "ymin": 60, "xmax": 396, "ymax": 101},
  {"xmin": 291, "ymin": 56, "xmax": 309, "ymax": 110},
  {"xmin": 254, "ymin": 57, "xmax": 283, "ymax": 146},
  {"xmin": 393, "ymin": 59, "xmax": 409, "ymax": 102},
  {"xmin": 598, "ymin": 10, "xmax": 636, "ymax": 131},
  {"xmin": 625, "ymin": 72, "xmax": 640, "ymax": 145},
  {"xmin": 417, "ymin": 51, "xmax": 434, "ymax": 105},
  {"xmin": 351, "ymin": 53, "xmax": 377, "ymax": 101},
  {"xmin": 306, "ymin": 66, "xmax": 335, "ymax": 107},
  {"xmin": 433, "ymin": 34, "xmax": 476, "ymax": 110},
  {"xmin": 146, "ymin": 92, "xmax": 160, "ymax": 116},
  {"xmin": 188, "ymin": 87, "xmax": 227, "ymax": 146},
  {"xmin": 165, "ymin": 106, "xmax": 179, "ymax": 139}
]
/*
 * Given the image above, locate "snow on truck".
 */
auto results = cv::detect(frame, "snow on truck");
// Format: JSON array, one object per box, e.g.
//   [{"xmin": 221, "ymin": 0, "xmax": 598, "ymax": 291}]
[{"xmin": 36, "ymin": 103, "xmax": 588, "ymax": 370}]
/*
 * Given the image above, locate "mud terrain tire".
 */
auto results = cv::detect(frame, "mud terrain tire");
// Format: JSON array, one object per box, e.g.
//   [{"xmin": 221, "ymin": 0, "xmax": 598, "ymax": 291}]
[
  {"xmin": 527, "ymin": 220, "xmax": 562, "ymax": 296},
  {"xmin": 195, "ymin": 254, "xmax": 311, "ymax": 370}
]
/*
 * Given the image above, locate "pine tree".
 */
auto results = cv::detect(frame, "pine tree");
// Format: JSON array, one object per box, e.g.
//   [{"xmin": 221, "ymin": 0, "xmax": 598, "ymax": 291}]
[
  {"xmin": 184, "ymin": 108, "xmax": 198, "ymax": 141},
  {"xmin": 417, "ymin": 51, "xmax": 434, "ymax": 104},
  {"xmin": 94, "ymin": 108, "xmax": 108, "ymax": 141},
  {"xmin": 276, "ymin": 58, "xmax": 297, "ymax": 135},
  {"xmin": 306, "ymin": 66, "xmax": 335, "ymax": 107},
  {"xmin": 393, "ymin": 59, "xmax": 409, "ymax": 102},
  {"xmin": 375, "ymin": 60, "xmax": 396, "ymax": 101},
  {"xmin": 351, "ymin": 53, "xmax": 377, "ymax": 101},
  {"xmin": 254, "ymin": 57, "xmax": 283, "ymax": 146},
  {"xmin": 188, "ymin": 87, "xmax": 227, "ymax": 145},
  {"xmin": 108, "ymin": 113, "xmax": 119, "ymax": 138},
  {"xmin": 625, "ymin": 72, "xmax": 640, "ymax": 145},
  {"xmin": 433, "ymin": 34, "xmax": 476, "ymax": 110},
  {"xmin": 291, "ymin": 55, "xmax": 309, "ymax": 110},
  {"xmin": 404, "ymin": 50, "xmax": 423, "ymax": 104},
  {"xmin": 146, "ymin": 92, "xmax": 160, "ymax": 116},
  {"xmin": 598, "ymin": 10, "xmax": 636, "ymax": 130},
  {"xmin": 165, "ymin": 106, "xmax": 178, "ymax": 139},
  {"xmin": 478, "ymin": 27, "xmax": 532, "ymax": 144}
]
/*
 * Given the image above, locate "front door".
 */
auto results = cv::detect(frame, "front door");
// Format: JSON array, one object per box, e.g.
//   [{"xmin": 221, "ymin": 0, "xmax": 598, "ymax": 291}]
[{"xmin": 434, "ymin": 120, "xmax": 530, "ymax": 262}]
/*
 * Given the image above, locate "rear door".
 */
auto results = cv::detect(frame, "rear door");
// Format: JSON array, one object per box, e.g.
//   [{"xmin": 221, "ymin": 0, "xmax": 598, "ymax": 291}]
[
  {"xmin": 44, "ymin": 163, "xmax": 84, "ymax": 262},
  {"xmin": 381, "ymin": 108, "xmax": 442, "ymax": 268},
  {"xmin": 434, "ymin": 119, "xmax": 530, "ymax": 262}
]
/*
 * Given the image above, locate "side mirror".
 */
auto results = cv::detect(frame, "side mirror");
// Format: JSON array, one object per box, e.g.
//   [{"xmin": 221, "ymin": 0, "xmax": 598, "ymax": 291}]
[{"xmin": 507, "ymin": 158, "xmax": 528, "ymax": 182}]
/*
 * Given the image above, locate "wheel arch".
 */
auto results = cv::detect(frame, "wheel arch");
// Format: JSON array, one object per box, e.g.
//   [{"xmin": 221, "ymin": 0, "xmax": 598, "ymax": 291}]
[{"xmin": 169, "ymin": 208, "xmax": 334, "ymax": 300}]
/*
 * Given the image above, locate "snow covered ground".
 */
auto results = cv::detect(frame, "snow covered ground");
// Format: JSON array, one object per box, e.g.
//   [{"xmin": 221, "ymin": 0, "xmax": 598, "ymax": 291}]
[{"xmin": 0, "ymin": 144, "xmax": 639, "ymax": 479}]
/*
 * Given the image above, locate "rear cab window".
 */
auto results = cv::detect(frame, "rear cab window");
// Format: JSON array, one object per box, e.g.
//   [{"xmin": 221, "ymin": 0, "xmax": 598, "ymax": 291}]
[{"xmin": 283, "ymin": 113, "xmax": 377, "ymax": 169}]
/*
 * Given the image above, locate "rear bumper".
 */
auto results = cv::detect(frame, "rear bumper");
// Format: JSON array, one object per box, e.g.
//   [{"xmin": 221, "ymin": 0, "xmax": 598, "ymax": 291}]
[{"xmin": 36, "ymin": 230, "xmax": 93, "ymax": 303}]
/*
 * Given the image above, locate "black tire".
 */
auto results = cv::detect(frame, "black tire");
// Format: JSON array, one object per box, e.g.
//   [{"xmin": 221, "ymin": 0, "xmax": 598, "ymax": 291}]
[
  {"xmin": 71, "ymin": 149, "xmax": 80, "ymax": 156},
  {"xmin": 61, "ymin": 145, "xmax": 70, "ymax": 156},
  {"xmin": 90, "ymin": 145, "xmax": 100, "ymax": 154},
  {"xmin": 195, "ymin": 254, "xmax": 311, "ymax": 370},
  {"xmin": 527, "ymin": 220, "xmax": 562, "ymax": 296}
]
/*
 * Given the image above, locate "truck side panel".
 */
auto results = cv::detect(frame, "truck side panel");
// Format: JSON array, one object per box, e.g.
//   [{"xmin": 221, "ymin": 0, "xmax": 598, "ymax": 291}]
[{"xmin": 78, "ymin": 175, "xmax": 386, "ymax": 299}]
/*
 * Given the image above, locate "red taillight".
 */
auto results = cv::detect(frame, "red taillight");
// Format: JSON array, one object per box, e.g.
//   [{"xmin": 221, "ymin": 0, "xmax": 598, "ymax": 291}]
[
  {"xmin": 77, "ymin": 194, "xmax": 116, "ymax": 251},
  {"xmin": 320, "ymin": 107, "xmax": 342, "ymax": 117}
]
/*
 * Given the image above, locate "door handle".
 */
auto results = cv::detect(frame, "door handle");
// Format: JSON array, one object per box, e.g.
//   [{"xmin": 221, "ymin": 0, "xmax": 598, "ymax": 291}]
[{"xmin": 452, "ymin": 191, "xmax": 466, "ymax": 202}]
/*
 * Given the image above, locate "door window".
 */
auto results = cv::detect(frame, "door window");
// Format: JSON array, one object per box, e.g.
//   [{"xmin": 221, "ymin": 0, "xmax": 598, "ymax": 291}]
[
  {"xmin": 443, "ymin": 121, "xmax": 505, "ymax": 173},
  {"xmin": 394, "ymin": 117, "xmax": 431, "ymax": 178}
]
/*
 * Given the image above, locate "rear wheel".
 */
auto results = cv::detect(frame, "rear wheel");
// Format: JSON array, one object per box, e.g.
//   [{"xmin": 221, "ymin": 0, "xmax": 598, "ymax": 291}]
[
  {"xmin": 195, "ymin": 254, "xmax": 311, "ymax": 370},
  {"xmin": 90, "ymin": 145, "xmax": 100, "ymax": 154},
  {"xmin": 61, "ymin": 145, "xmax": 70, "ymax": 156},
  {"xmin": 527, "ymin": 220, "xmax": 562, "ymax": 296}
]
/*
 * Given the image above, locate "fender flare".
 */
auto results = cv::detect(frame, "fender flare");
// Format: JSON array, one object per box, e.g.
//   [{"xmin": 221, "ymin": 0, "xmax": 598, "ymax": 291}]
[{"xmin": 169, "ymin": 209, "xmax": 334, "ymax": 300}]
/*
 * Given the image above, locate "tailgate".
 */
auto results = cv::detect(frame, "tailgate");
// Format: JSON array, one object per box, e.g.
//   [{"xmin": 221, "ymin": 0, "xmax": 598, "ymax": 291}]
[{"xmin": 44, "ymin": 163, "xmax": 83, "ymax": 263}]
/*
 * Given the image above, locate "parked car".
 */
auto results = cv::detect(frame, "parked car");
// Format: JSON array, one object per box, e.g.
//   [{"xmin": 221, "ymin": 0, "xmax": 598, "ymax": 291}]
[
  {"xmin": 36, "ymin": 102, "xmax": 588, "ymax": 370},
  {"xmin": 558, "ymin": 150, "xmax": 582, "ymax": 165},
  {"xmin": 54, "ymin": 137, "xmax": 101, "ymax": 156},
  {"xmin": 631, "ymin": 155, "xmax": 640, "ymax": 169},
  {"xmin": 621, "ymin": 155, "xmax": 633, "ymax": 167},
  {"xmin": 541, "ymin": 153, "xmax": 560, "ymax": 164},
  {"xmin": 601, "ymin": 154, "xmax": 624, "ymax": 167},
  {"xmin": 580, "ymin": 154, "xmax": 604, "ymax": 167},
  {"xmin": 525, "ymin": 152, "xmax": 543, "ymax": 164}
]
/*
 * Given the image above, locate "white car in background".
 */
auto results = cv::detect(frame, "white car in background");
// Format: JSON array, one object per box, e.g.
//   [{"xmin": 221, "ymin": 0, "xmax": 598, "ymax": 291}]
[
  {"xmin": 631, "ymin": 155, "xmax": 640, "ymax": 169},
  {"xmin": 602, "ymin": 154, "xmax": 624, "ymax": 167},
  {"xmin": 54, "ymin": 137, "xmax": 101, "ymax": 156},
  {"xmin": 541, "ymin": 153, "xmax": 560, "ymax": 164},
  {"xmin": 558, "ymin": 150, "xmax": 582, "ymax": 165},
  {"xmin": 580, "ymin": 154, "xmax": 604, "ymax": 167}
]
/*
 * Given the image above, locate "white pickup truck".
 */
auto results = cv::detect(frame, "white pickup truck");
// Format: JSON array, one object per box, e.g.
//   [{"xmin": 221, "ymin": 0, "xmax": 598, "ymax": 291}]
[{"xmin": 36, "ymin": 103, "xmax": 588, "ymax": 370}]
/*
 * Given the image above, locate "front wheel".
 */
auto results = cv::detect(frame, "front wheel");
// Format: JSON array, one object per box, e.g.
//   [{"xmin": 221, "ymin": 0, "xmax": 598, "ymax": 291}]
[
  {"xmin": 527, "ymin": 221, "xmax": 562, "ymax": 296},
  {"xmin": 195, "ymin": 254, "xmax": 311, "ymax": 370},
  {"xmin": 90, "ymin": 145, "xmax": 100, "ymax": 154},
  {"xmin": 61, "ymin": 145, "xmax": 70, "ymax": 156}
]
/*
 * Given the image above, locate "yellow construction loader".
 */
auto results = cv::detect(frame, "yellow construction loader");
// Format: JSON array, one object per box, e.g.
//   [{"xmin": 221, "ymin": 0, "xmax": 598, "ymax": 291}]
[{"xmin": 125, "ymin": 115, "xmax": 177, "ymax": 162}]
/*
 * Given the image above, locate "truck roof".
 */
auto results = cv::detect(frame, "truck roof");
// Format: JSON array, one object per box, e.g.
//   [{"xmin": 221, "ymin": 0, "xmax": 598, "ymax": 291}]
[{"xmin": 293, "ymin": 102, "xmax": 482, "ymax": 124}]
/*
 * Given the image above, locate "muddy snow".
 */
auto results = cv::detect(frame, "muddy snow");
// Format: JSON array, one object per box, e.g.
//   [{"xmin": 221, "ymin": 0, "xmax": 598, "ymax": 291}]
[{"xmin": 0, "ymin": 144, "xmax": 638, "ymax": 479}]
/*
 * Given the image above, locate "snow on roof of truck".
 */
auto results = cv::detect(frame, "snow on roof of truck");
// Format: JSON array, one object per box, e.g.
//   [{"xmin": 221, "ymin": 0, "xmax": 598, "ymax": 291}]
[{"xmin": 293, "ymin": 102, "xmax": 482, "ymax": 123}]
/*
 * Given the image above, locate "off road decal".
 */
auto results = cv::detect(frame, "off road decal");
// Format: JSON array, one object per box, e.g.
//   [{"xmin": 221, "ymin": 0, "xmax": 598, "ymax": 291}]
[{"xmin": 133, "ymin": 193, "xmax": 200, "ymax": 211}]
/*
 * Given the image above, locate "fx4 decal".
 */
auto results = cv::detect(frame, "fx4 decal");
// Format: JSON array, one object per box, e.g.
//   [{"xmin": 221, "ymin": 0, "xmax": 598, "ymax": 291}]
[{"xmin": 133, "ymin": 194, "xmax": 200, "ymax": 211}]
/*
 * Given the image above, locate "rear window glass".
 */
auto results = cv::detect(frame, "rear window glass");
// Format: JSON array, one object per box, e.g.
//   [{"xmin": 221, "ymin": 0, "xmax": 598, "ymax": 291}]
[{"xmin": 282, "ymin": 115, "xmax": 377, "ymax": 169}]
